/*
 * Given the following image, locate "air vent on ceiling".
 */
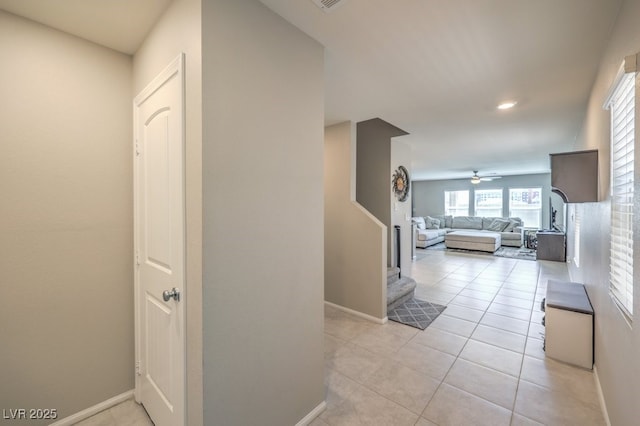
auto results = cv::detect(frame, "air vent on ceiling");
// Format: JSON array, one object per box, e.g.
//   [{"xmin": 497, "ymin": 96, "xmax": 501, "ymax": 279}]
[{"xmin": 311, "ymin": 0, "xmax": 346, "ymax": 13}]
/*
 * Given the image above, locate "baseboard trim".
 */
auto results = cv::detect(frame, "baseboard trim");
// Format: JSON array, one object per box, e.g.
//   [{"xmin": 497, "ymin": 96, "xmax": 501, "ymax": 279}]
[
  {"xmin": 49, "ymin": 390, "xmax": 135, "ymax": 426},
  {"xmin": 324, "ymin": 301, "xmax": 387, "ymax": 324},
  {"xmin": 593, "ymin": 366, "xmax": 611, "ymax": 426},
  {"xmin": 295, "ymin": 401, "xmax": 326, "ymax": 426}
]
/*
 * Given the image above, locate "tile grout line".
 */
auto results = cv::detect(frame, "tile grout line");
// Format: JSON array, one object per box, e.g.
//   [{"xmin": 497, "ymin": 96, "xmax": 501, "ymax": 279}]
[
  {"xmin": 508, "ymin": 265, "xmax": 544, "ymax": 425},
  {"xmin": 419, "ymin": 256, "xmax": 522, "ymax": 422},
  {"xmin": 430, "ymin": 258, "xmax": 547, "ymax": 422},
  {"xmin": 414, "ymin": 255, "xmax": 496, "ymax": 422}
]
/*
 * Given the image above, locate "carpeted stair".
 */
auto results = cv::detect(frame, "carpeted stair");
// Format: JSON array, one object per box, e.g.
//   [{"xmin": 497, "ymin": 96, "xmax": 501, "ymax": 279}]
[{"xmin": 387, "ymin": 267, "xmax": 417, "ymax": 311}]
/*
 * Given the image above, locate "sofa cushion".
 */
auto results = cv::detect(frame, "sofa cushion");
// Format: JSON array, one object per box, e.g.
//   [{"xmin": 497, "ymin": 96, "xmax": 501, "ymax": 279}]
[
  {"xmin": 413, "ymin": 217, "xmax": 426, "ymax": 230},
  {"xmin": 487, "ymin": 218, "xmax": 510, "ymax": 232},
  {"xmin": 501, "ymin": 230, "xmax": 522, "ymax": 247},
  {"xmin": 425, "ymin": 216, "xmax": 441, "ymax": 229},
  {"xmin": 451, "ymin": 216, "xmax": 483, "ymax": 230},
  {"xmin": 504, "ymin": 218, "xmax": 522, "ymax": 232},
  {"xmin": 416, "ymin": 229, "xmax": 445, "ymax": 241},
  {"xmin": 501, "ymin": 231, "xmax": 521, "ymax": 241},
  {"xmin": 444, "ymin": 215, "xmax": 453, "ymax": 228},
  {"xmin": 482, "ymin": 217, "xmax": 498, "ymax": 229},
  {"xmin": 433, "ymin": 215, "xmax": 453, "ymax": 228}
]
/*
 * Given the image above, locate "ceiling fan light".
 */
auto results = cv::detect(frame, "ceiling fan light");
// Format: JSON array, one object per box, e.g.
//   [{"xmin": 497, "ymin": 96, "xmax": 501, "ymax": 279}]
[
  {"xmin": 497, "ymin": 101, "xmax": 517, "ymax": 110},
  {"xmin": 471, "ymin": 176, "xmax": 481, "ymax": 184}
]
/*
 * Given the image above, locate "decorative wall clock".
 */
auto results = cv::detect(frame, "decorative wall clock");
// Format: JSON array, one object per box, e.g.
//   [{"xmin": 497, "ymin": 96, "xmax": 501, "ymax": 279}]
[{"xmin": 392, "ymin": 165, "xmax": 410, "ymax": 202}]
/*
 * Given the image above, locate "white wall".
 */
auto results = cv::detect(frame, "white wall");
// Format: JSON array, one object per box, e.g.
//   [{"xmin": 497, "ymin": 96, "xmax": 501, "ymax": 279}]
[
  {"xmin": 132, "ymin": 0, "xmax": 203, "ymax": 423},
  {"xmin": 568, "ymin": 0, "xmax": 640, "ymax": 424},
  {"xmin": 325, "ymin": 122, "xmax": 387, "ymax": 320},
  {"xmin": 201, "ymin": 1, "xmax": 325, "ymax": 424},
  {"xmin": 0, "ymin": 10, "xmax": 133, "ymax": 422}
]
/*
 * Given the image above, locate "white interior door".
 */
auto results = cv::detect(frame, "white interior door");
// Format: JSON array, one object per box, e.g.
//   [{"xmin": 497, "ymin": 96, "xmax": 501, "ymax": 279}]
[{"xmin": 134, "ymin": 54, "xmax": 185, "ymax": 426}]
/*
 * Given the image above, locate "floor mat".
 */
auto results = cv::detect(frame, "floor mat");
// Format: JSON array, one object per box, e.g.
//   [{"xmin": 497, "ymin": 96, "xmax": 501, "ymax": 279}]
[{"xmin": 388, "ymin": 298, "xmax": 447, "ymax": 330}]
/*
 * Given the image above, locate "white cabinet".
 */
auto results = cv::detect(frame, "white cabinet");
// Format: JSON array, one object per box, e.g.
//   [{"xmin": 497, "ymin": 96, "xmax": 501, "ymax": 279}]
[{"xmin": 544, "ymin": 280, "xmax": 594, "ymax": 369}]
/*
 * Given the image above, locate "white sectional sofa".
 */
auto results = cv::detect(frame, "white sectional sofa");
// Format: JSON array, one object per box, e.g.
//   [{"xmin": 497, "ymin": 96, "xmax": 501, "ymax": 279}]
[{"xmin": 413, "ymin": 215, "xmax": 523, "ymax": 249}]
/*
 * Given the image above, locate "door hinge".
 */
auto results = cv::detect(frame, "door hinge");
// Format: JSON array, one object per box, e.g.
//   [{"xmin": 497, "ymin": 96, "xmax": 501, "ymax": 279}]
[
  {"xmin": 135, "ymin": 360, "xmax": 141, "ymax": 376},
  {"xmin": 135, "ymin": 139, "xmax": 140, "ymax": 157},
  {"xmin": 135, "ymin": 251, "xmax": 140, "ymax": 267}
]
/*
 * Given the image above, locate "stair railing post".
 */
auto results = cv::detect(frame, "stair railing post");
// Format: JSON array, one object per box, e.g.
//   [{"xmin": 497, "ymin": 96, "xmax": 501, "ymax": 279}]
[{"xmin": 394, "ymin": 225, "xmax": 401, "ymax": 277}]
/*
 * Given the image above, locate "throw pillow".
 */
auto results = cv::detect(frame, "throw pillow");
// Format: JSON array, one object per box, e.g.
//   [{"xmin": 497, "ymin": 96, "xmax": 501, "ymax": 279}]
[
  {"xmin": 487, "ymin": 218, "xmax": 509, "ymax": 232},
  {"xmin": 425, "ymin": 216, "xmax": 441, "ymax": 229},
  {"xmin": 413, "ymin": 217, "xmax": 426, "ymax": 230},
  {"xmin": 504, "ymin": 219, "xmax": 520, "ymax": 232},
  {"xmin": 444, "ymin": 215, "xmax": 453, "ymax": 228}
]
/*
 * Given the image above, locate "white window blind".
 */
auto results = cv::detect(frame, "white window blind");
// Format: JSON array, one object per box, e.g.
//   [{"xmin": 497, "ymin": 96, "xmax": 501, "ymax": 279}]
[
  {"xmin": 509, "ymin": 187, "xmax": 542, "ymax": 228},
  {"xmin": 474, "ymin": 189, "xmax": 503, "ymax": 217},
  {"xmin": 606, "ymin": 63, "xmax": 636, "ymax": 319},
  {"xmin": 444, "ymin": 190, "xmax": 469, "ymax": 217}
]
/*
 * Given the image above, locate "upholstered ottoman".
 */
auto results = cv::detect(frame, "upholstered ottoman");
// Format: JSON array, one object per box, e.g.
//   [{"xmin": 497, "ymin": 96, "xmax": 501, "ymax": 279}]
[{"xmin": 445, "ymin": 231, "xmax": 501, "ymax": 253}]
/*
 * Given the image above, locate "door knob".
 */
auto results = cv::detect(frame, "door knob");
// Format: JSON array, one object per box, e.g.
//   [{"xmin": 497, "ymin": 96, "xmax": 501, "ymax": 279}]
[{"xmin": 162, "ymin": 287, "xmax": 180, "ymax": 302}]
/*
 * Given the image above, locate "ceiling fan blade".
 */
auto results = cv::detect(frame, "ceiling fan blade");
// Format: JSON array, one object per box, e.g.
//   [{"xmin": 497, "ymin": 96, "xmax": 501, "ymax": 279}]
[{"xmin": 480, "ymin": 176, "xmax": 502, "ymax": 181}]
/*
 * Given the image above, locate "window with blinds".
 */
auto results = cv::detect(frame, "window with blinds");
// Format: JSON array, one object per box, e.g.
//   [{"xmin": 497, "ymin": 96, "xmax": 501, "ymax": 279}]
[
  {"xmin": 444, "ymin": 190, "xmax": 469, "ymax": 217},
  {"xmin": 474, "ymin": 189, "xmax": 503, "ymax": 217},
  {"xmin": 606, "ymin": 64, "xmax": 636, "ymax": 320}
]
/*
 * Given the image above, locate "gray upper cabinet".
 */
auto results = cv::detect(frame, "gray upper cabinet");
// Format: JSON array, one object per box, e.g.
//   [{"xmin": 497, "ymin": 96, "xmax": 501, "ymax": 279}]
[{"xmin": 550, "ymin": 150, "xmax": 598, "ymax": 203}]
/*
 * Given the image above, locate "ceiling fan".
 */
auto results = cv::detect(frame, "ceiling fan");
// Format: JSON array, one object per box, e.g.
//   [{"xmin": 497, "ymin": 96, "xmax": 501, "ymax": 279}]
[{"xmin": 470, "ymin": 170, "xmax": 502, "ymax": 184}]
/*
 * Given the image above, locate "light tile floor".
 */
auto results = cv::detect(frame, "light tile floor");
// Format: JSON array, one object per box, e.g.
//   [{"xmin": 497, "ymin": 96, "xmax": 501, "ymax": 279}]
[
  {"xmin": 315, "ymin": 249, "xmax": 606, "ymax": 426},
  {"xmin": 80, "ymin": 249, "xmax": 605, "ymax": 426},
  {"xmin": 74, "ymin": 398, "xmax": 153, "ymax": 426}
]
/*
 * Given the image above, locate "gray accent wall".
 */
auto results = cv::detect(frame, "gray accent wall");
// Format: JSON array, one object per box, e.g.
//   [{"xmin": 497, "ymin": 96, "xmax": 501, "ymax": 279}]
[
  {"xmin": 0, "ymin": 10, "xmax": 133, "ymax": 422},
  {"xmin": 202, "ymin": 1, "xmax": 325, "ymax": 425},
  {"xmin": 356, "ymin": 118, "xmax": 409, "ymax": 266},
  {"xmin": 567, "ymin": 0, "xmax": 640, "ymax": 424},
  {"xmin": 412, "ymin": 173, "xmax": 563, "ymax": 229}
]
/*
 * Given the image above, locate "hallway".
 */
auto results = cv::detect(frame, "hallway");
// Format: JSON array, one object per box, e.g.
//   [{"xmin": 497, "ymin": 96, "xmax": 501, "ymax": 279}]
[
  {"xmin": 77, "ymin": 249, "xmax": 605, "ymax": 425},
  {"xmin": 316, "ymin": 250, "xmax": 604, "ymax": 425}
]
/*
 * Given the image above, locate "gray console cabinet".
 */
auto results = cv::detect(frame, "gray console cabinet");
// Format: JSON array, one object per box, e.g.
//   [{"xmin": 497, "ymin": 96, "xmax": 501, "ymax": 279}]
[{"xmin": 537, "ymin": 231, "xmax": 566, "ymax": 262}]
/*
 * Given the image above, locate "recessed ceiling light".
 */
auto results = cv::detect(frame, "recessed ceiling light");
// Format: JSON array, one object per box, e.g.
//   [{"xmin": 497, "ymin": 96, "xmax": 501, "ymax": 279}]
[{"xmin": 497, "ymin": 101, "xmax": 517, "ymax": 110}]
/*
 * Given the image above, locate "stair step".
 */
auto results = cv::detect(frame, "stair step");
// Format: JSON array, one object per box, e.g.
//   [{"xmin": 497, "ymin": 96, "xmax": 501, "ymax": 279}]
[
  {"xmin": 387, "ymin": 267, "xmax": 400, "ymax": 285},
  {"xmin": 387, "ymin": 267, "xmax": 400, "ymax": 278},
  {"xmin": 387, "ymin": 276, "xmax": 417, "ymax": 311}
]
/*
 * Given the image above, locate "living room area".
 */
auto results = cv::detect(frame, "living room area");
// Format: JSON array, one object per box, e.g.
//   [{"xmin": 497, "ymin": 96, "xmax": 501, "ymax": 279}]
[{"xmin": 411, "ymin": 172, "xmax": 567, "ymax": 262}]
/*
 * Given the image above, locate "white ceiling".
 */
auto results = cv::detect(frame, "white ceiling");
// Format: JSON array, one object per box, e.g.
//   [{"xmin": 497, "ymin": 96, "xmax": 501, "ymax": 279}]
[
  {"xmin": 260, "ymin": 0, "xmax": 622, "ymax": 180},
  {"xmin": 1, "ymin": 0, "xmax": 622, "ymax": 181}
]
